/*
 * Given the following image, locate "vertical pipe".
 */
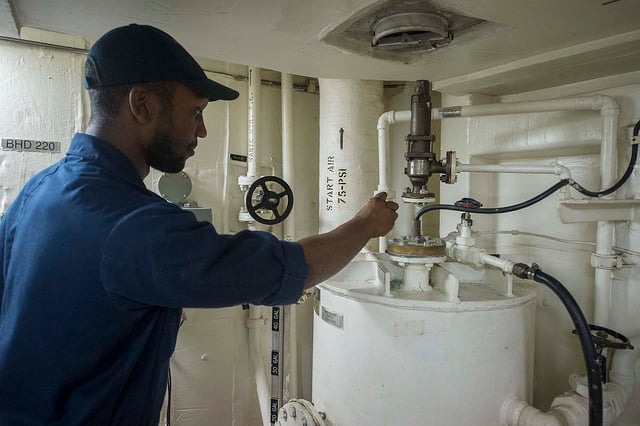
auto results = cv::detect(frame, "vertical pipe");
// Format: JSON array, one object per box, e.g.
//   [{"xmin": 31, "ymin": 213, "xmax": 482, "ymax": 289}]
[
  {"xmin": 281, "ymin": 73, "xmax": 295, "ymax": 242},
  {"xmin": 245, "ymin": 67, "xmax": 272, "ymax": 426},
  {"xmin": 594, "ymin": 110, "xmax": 619, "ymax": 326},
  {"xmin": 281, "ymin": 73, "xmax": 298, "ymax": 403},
  {"xmin": 248, "ymin": 67, "xmax": 261, "ymax": 179}
]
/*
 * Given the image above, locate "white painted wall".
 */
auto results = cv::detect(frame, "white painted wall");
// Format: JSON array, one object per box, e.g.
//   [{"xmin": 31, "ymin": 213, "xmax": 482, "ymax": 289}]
[{"xmin": 0, "ymin": 38, "xmax": 87, "ymax": 214}]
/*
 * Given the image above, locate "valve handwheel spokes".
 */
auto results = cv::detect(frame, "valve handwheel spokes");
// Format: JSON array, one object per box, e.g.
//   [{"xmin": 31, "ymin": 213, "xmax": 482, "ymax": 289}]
[{"xmin": 245, "ymin": 176, "xmax": 294, "ymax": 225}]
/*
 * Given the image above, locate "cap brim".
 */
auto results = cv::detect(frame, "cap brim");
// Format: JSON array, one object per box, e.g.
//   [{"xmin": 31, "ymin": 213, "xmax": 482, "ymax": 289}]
[{"xmin": 184, "ymin": 78, "xmax": 239, "ymax": 101}]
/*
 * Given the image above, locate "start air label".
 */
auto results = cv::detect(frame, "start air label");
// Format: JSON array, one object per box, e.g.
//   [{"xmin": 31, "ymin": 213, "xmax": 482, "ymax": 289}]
[
  {"xmin": 325, "ymin": 155, "xmax": 348, "ymax": 211},
  {"xmin": 2, "ymin": 138, "xmax": 61, "ymax": 153}
]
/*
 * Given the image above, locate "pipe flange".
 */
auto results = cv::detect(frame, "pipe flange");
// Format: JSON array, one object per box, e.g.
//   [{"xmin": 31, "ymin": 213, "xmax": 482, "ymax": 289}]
[{"xmin": 387, "ymin": 235, "xmax": 447, "ymax": 263}]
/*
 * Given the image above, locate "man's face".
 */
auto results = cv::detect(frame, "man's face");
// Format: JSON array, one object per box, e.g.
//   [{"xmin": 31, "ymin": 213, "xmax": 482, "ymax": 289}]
[{"xmin": 146, "ymin": 84, "xmax": 209, "ymax": 173}]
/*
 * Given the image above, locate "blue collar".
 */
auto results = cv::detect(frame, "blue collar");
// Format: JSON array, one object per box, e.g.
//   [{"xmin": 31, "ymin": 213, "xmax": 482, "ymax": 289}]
[{"xmin": 67, "ymin": 133, "xmax": 146, "ymax": 190}]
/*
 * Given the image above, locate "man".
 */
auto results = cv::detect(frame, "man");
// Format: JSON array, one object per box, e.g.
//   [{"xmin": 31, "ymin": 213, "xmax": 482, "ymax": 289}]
[{"xmin": 0, "ymin": 24, "xmax": 398, "ymax": 425}]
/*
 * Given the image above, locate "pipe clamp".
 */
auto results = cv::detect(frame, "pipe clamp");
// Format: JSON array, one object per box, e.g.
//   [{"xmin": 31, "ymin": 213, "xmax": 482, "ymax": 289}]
[{"xmin": 590, "ymin": 253, "xmax": 622, "ymax": 270}]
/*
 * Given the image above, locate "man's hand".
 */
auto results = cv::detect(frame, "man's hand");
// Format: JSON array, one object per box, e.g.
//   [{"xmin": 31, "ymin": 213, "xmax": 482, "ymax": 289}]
[
  {"xmin": 354, "ymin": 192, "xmax": 399, "ymax": 238},
  {"xmin": 299, "ymin": 192, "xmax": 400, "ymax": 288}
]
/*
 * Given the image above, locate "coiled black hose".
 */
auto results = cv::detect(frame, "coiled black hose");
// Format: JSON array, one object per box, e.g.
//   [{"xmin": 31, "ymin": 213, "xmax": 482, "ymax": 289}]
[{"xmin": 513, "ymin": 265, "xmax": 602, "ymax": 426}]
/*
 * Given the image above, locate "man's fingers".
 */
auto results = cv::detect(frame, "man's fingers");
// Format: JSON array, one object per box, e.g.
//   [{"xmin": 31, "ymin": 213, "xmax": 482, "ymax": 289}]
[
  {"xmin": 386, "ymin": 201, "xmax": 399, "ymax": 211},
  {"xmin": 374, "ymin": 192, "xmax": 388, "ymax": 200}
]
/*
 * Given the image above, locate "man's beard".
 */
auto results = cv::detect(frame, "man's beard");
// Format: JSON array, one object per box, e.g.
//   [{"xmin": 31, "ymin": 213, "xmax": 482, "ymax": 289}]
[{"xmin": 146, "ymin": 125, "xmax": 188, "ymax": 173}]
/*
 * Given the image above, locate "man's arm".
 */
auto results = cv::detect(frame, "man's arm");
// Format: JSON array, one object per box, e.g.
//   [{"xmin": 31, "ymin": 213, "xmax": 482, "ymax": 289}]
[{"xmin": 298, "ymin": 192, "xmax": 399, "ymax": 289}]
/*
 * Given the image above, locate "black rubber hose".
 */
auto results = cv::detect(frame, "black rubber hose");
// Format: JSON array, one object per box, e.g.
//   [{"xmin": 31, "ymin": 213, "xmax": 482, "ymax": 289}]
[
  {"xmin": 570, "ymin": 143, "xmax": 637, "ymax": 197},
  {"xmin": 570, "ymin": 119, "xmax": 640, "ymax": 197},
  {"xmin": 414, "ymin": 179, "xmax": 569, "ymax": 220},
  {"xmin": 532, "ymin": 269, "xmax": 602, "ymax": 426}
]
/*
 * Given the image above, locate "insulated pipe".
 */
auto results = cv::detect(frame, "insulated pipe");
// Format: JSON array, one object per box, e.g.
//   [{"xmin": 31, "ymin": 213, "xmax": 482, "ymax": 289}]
[
  {"xmin": 319, "ymin": 79, "xmax": 383, "ymax": 250},
  {"xmin": 247, "ymin": 306, "xmax": 271, "ymax": 426}
]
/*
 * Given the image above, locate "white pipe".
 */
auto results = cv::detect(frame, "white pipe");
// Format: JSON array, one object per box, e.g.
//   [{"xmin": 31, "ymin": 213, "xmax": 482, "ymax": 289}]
[
  {"xmin": 501, "ymin": 335, "xmax": 639, "ymax": 425},
  {"xmin": 244, "ymin": 67, "xmax": 271, "ymax": 426},
  {"xmin": 247, "ymin": 306, "xmax": 271, "ymax": 426},
  {"xmin": 501, "ymin": 396, "xmax": 585, "ymax": 426},
  {"xmin": 281, "ymin": 73, "xmax": 295, "ymax": 242},
  {"xmin": 376, "ymin": 110, "xmax": 411, "ymax": 252},
  {"xmin": 607, "ymin": 334, "xmax": 640, "ymax": 419},
  {"xmin": 456, "ymin": 164, "xmax": 572, "ymax": 180},
  {"xmin": 594, "ymin": 105, "xmax": 619, "ymax": 326},
  {"xmin": 447, "ymin": 242, "xmax": 515, "ymax": 274},
  {"xmin": 247, "ymin": 67, "xmax": 261, "ymax": 179},
  {"xmin": 281, "ymin": 73, "xmax": 298, "ymax": 402},
  {"xmin": 432, "ymin": 95, "xmax": 618, "ymax": 118},
  {"xmin": 376, "ymin": 110, "xmax": 411, "ymax": 193}
]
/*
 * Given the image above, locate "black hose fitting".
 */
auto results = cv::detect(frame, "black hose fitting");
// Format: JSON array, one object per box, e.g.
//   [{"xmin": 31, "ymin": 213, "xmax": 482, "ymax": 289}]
[{"xmin": 512, "ymin": 263, "xmax": 538, "ymax": 280}]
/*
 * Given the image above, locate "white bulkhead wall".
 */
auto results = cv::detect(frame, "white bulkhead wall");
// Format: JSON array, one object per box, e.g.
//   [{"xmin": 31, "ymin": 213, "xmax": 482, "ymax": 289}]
[{"xmin": 0, "ymin": 38, "xmax": 86, "ymax": 214}]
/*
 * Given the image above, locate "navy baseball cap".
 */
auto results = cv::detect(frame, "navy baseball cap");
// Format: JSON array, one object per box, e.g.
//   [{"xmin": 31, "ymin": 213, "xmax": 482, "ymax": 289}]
[{"xmin": 84, "ymin": 23, "xmax": 239, "ymax": 101}]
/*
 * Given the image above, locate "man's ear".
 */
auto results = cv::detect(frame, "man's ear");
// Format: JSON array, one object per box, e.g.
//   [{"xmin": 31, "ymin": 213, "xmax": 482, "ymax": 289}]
[{"xmin": 128, "ymin": 85, "xmax": 155, "ymax": 124}]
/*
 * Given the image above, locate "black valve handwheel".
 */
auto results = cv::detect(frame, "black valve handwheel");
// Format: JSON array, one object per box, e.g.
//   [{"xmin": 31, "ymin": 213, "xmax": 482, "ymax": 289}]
[
  {"xmin": 245, "ymin": 176, "xmax": 294, "ymax": 225},
  {"xmin": 573, "ymin": 324, "xmax": 634, "ymax": 350}
]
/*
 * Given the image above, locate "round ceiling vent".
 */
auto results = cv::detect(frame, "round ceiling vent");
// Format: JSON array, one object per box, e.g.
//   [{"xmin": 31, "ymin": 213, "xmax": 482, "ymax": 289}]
[{"xmin": 371, "ymin": 12, "xmax": 453, "ymax": 53}]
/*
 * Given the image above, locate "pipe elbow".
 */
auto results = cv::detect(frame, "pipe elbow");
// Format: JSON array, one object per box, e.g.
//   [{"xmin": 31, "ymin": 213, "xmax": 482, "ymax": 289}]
[
  {"xmin": 519, "ymin": 406, "xmax": 566, "ymax": 426},
  {"xmin": 377, "ymin": 111, "xmax": 394, "ymax": 129},
  {"xmin": 501, "ymin": 394, "xmax": 589, "ymax": 426},
  {"xmin": 553, "ymin": 163, "xmax": 572, "ymax": 180},
  {"xmin": 594, "ymin": 94, "xmax": 619, "ymax": 117}
]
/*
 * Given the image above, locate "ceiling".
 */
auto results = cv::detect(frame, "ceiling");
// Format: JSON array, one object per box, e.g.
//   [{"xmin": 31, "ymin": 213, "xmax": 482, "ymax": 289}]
[{"xmin": 6, "ymin": 0, "xmax": 640, "ymax": 95}]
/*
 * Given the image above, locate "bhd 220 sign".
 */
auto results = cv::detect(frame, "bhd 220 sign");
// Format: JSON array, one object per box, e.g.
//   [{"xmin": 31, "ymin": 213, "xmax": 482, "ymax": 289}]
[{"xmin": 2, "ymin": 138, "xmax": 60, "ymax": 153}]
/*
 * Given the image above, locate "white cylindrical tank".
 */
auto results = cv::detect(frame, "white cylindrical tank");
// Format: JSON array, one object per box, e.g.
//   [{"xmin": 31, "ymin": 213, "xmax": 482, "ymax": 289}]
[
  {"xmin": 312, "ymin": 256, "xmax": 537, "ymax": 426},
  {"xmin": 318, "ymin": 79, "xmax": 383, "ymax": 236}
]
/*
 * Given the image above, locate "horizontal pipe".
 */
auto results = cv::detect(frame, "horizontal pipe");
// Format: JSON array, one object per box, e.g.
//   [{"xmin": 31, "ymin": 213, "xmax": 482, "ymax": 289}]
[
  {"xmin": 457, "ymin": 164, "xmax": 572, "ymax": 180},
  {"xmin": 432, "ymin": 95, "xmax": 618, "ymax": 119}
]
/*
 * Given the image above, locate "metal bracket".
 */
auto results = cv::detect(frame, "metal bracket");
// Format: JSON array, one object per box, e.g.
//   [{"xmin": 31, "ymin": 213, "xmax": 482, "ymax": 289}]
[
  {"xmin": 590, "ymin": 253, "xmax": 623, "ymax": 270},
  {"xmin": 558, "ymin": 199, "xmax": 640, "ymax": 223}
]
